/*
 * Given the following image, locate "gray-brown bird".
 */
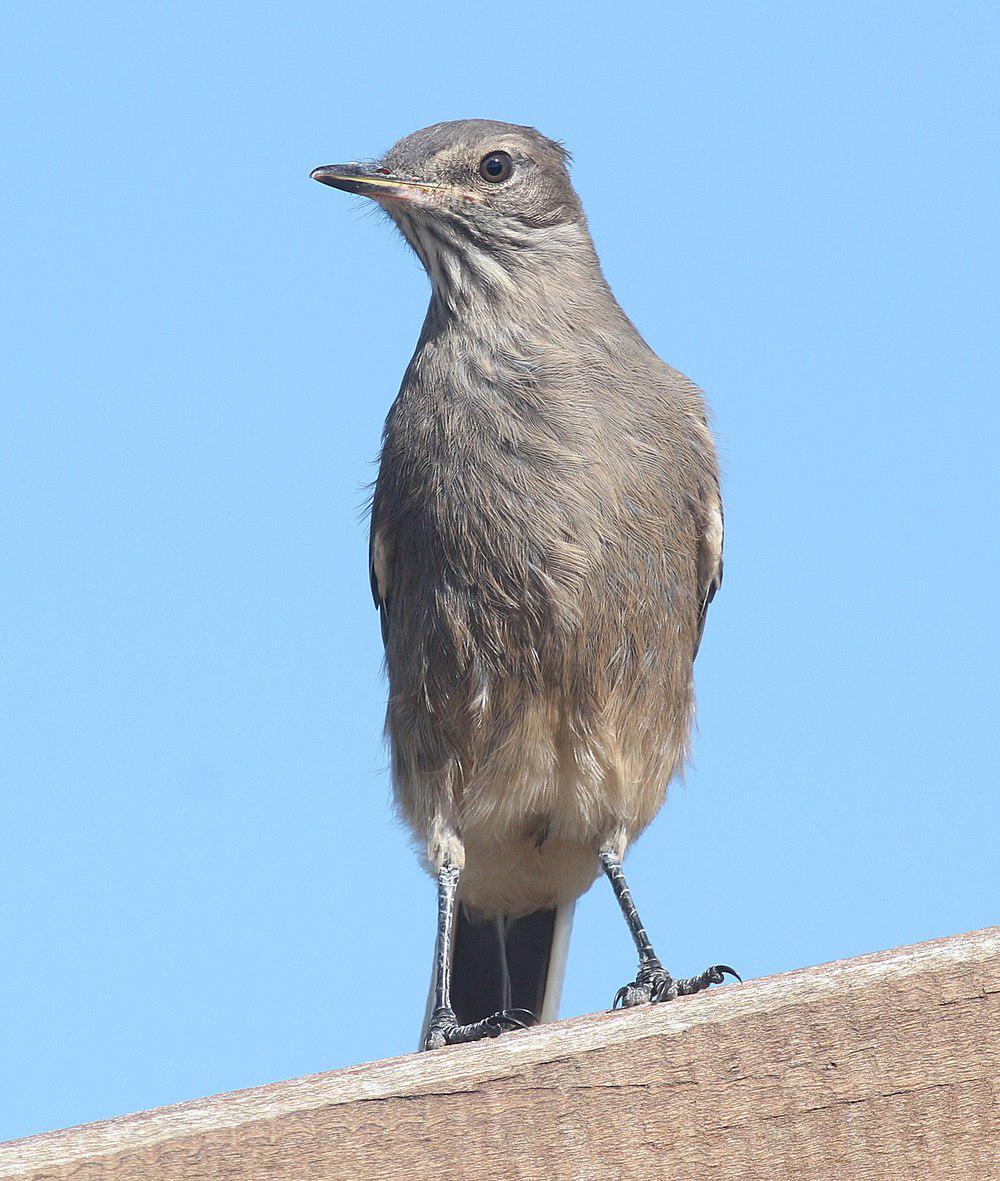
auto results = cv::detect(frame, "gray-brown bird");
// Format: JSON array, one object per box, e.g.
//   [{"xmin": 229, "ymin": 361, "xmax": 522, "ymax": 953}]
[{"xmin": 312, "ymin": 120, "xmax": 736, "ymax": 1050}]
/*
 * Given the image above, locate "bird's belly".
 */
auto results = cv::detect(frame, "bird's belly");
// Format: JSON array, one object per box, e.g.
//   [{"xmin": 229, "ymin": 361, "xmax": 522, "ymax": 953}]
[
  {"xmin": 389, "ymin": 586, "xmax": 692, "ymax": 884},
  {"xmin": 458, "ymin": 835, "xmax": 600, "ymax": 918},
  {"xmin": 455, "ymin": 684, "xmax": 679, "ymax": 828},
  {"xmin": 384, "ymin": 466, "xmax": 696, "ymax": 889}
]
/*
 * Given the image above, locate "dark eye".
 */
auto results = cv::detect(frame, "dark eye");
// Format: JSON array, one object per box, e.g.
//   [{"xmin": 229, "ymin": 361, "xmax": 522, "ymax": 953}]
[{"xmin": 478, "ymin": 151, "xmax": 513, "ymax": 183}]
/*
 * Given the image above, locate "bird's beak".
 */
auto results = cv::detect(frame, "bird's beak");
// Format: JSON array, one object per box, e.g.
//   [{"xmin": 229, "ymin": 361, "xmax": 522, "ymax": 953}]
[{"xmin": 309, "ymin": 162, "xmax": 438, "ymax": 204}]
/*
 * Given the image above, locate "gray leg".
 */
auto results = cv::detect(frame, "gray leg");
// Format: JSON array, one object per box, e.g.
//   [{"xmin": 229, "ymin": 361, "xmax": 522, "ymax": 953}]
[
  {"xmin": 423, "ymin": 860, "xmax": 536, "ymax": 1050},
  {"xmin": 598, "ymin": 849, "xmax": 739, "ymax": 1008}
]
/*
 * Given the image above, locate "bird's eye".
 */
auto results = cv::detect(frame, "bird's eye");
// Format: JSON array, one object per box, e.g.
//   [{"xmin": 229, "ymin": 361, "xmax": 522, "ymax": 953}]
[{"xmin": 478, "ymin": 151, "xmax": 513, "ymax": 183}]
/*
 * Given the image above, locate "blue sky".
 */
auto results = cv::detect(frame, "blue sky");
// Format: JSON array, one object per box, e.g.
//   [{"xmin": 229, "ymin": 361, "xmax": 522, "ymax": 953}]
[{"xmin": 2, "ymin": 0, "xmax": 997, "ymax": 1142}]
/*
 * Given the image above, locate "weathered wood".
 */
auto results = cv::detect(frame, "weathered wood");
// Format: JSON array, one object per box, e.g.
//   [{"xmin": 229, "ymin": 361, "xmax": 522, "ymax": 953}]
[{"xmin": 2, "ymin": 928, "xmax": 997, "ymax": 1180}]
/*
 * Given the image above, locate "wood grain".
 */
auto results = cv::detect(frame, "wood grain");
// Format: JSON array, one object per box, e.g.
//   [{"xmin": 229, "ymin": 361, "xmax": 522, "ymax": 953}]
[{"xmin": 2, "ymin": 928, "xmax": 997, "ymax": 1180}]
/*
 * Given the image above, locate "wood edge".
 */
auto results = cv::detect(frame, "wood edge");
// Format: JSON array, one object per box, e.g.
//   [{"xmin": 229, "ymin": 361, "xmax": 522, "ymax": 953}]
[{"xmin": 1, "ymin": 925, "xmax": 997, "ymax": 1176}]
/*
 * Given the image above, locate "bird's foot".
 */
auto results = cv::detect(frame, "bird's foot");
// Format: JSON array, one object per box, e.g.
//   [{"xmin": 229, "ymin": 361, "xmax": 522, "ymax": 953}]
[
  {"xmin": 423, "ymin": 1006, "xmax": 537, "ymax": 1050},
  {"xmin": 613, "ymin": 960, "xmax": 740, "ymax": 1009}
]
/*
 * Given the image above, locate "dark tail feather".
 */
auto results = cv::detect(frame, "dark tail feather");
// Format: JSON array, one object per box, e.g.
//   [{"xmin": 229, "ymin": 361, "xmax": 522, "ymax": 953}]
[
  {"xmin": 449, "ymin": 906, "xmax": 509, "ymax": 1023},
  {"xmin": 424, "ymin": 903, "xmax": 573, "ymax": 1038},
  {"xmin": 452, "ymin": 906, "xmax": 554, "ymax": 1025}
]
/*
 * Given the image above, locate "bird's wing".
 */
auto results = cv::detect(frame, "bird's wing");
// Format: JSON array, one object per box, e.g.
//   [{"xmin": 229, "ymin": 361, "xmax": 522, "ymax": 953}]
[
  {"xmin": 369, "ymin": 488, "xmax": 390, "ymax": 647},
  {"xmin": 693, "ymin": 478, "xmax": 724, "ymax": 661}
]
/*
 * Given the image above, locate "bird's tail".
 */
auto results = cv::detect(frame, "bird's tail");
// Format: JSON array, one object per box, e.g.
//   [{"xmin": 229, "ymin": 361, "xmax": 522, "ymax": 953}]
[{"xmin": 421, "ymin": 902, "xmax": 574, "ymax": 1043}]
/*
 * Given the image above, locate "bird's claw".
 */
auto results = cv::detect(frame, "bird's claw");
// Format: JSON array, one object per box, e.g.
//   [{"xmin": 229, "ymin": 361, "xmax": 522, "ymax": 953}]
[
  {"xmin": 614, "ymin": 981, "xmax": 654, "ymax": 1008},
  {"xmin": 613, "ymin": 962, "xmax": 741, "ymax": 1010},
  {"xmin": 423, "ymin": 1006, "xmax": 537, "ymax": 1050},
  {"xmin": 674, "ymin": 963, "xmax": 742, "ymax": 994},
  {"xmin": 488, "ymin": 1007, "xmax": 537, "ymax": 1032},
  {"xmin": 613, "ymin": 963, "xmax": 671, "ymax": 1008}
]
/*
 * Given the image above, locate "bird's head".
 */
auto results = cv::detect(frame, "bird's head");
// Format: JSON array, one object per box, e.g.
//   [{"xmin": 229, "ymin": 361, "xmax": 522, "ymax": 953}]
[{"xmin": 311, "ymin": 119, "xmax": 591, "ymax": 304}]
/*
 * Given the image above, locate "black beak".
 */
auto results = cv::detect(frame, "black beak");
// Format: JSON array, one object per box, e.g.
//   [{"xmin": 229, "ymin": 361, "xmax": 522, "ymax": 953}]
[{"xmin": 309, "ymin": 162, "xmax": 438, "ymax": 202}]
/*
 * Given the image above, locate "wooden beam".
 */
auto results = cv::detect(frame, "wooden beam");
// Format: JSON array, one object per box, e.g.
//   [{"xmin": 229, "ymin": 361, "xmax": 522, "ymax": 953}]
[{"xmin": 2, "ymin": 928, "xmax": 997, "ymax": 1180}]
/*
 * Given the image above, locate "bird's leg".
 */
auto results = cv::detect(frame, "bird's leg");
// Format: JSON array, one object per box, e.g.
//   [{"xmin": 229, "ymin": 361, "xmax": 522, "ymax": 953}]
[
  {"xmin": 423, "ymin": 851, "xmax": 536, "ymax": 1050},
  {"xmin": 598, "ymin": 847, "xmax": 739, "ymax": 1009}
]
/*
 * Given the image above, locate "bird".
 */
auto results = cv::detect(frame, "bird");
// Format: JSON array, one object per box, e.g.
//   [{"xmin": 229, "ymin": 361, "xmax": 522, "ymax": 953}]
[{"xmin": 311, "ymin": 120, "xmax": 737, "ymax": 1051}]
